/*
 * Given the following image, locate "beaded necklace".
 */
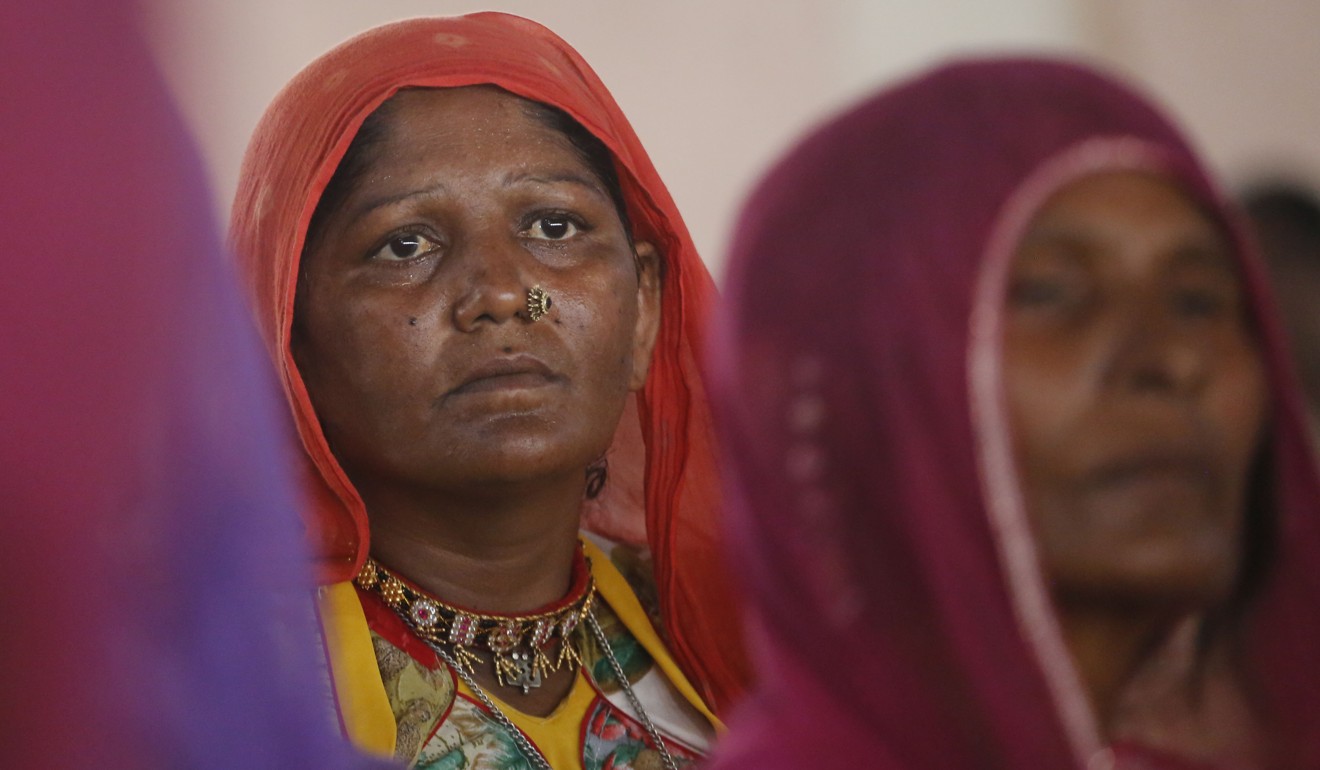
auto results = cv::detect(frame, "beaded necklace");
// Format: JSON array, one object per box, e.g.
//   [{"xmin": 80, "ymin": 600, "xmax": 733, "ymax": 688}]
[
  {"xmin": 355, "ymin": 554, "xmax": 593, "ymax": 694},
  {"xmin": 355, "ymin": 553, "xmax": 680, "ymax": 770}
]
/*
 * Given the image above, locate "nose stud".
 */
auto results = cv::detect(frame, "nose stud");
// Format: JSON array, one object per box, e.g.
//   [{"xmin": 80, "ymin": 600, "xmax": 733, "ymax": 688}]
[{"xmin": 526, "ymin": 286, "xmax": 552, "ymax": 321}]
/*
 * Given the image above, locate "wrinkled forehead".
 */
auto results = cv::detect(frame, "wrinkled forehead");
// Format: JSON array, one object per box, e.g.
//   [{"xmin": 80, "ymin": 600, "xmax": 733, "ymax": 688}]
[{"xmin": 308, "ymin": 86, "xmax": 597, "ymax": 211}]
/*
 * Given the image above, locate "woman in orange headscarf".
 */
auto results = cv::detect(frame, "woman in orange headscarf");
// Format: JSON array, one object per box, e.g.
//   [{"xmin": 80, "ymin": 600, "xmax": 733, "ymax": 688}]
[{"xmin": 230, "ymin": 13, "xmax": 746, "ymax": 769}]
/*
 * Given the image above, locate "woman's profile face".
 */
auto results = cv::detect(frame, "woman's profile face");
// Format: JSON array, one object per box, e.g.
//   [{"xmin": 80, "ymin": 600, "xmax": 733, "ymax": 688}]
[
  {"xmin": 1003, "ymin": 171, "xmax": 1268, "ymax": 608},
  {"xmin": 292, "ymin": 87, "xmax": 661, "ymax": 498}
]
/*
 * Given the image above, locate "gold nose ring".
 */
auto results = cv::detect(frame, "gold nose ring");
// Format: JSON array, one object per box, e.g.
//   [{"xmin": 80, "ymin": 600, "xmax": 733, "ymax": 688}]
[{"xmin": 526, "ymin": 286, "xmax": 552, "ymax": 321}]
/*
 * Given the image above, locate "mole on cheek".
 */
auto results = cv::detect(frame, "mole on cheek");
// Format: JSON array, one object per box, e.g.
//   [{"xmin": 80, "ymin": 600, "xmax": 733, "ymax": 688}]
[{"xmin": 408, "ymin": 317, "xmax": 417, "ymax": 326}]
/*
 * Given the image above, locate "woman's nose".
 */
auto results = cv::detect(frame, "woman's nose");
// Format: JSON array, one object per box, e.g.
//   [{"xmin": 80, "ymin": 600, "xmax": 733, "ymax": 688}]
[
  {"xmin": 1107, "ymin": 300, "xmax": 1209, "ymax": 398},
  {"xmin": 450, "ymin": 232, "xmax": 535, "ymax": 332}
]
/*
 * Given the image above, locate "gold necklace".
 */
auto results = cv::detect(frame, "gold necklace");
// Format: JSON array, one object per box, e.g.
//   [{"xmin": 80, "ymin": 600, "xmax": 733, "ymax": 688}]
[{"xmin": 354, "ymin": 555, "xmax": 596, "ymax": 694}]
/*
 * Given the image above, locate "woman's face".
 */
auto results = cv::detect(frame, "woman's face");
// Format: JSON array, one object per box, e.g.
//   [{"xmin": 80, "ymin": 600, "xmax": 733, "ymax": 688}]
[
  {"xmin": 1003, "ymin": 171, "xmax": 1268, "ymax": 608},
  {"xmin": 293, "ymin": 87, "xmax": 661, "ymax": 498}
]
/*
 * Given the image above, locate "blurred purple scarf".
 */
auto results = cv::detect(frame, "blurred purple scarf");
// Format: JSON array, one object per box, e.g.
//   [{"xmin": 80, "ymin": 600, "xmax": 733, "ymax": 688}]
[
  {"xmin": 0, "ymin": 2, "xmax": 392, "ymax": 768},
  {"xmin": 707, "ymin": 58, "xmax": 1320, "ymax": 769}
]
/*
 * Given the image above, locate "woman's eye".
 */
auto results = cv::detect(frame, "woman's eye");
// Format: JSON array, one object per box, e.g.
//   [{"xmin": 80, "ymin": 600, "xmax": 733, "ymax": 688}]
[
  {"xmin": 1172, "ymin": 288, "xmax": 1232, "ymax": 319},
  {"xmin": 370, "ymin": 233, "xmax": 440, "ymax": 261},
  {"xmin": 525, "ymin": 214, "xmax": 580, "ymax": 241},
  {"xmin": 1009, "ymin": 276, "xmax": 1077, "ymax": 309}
]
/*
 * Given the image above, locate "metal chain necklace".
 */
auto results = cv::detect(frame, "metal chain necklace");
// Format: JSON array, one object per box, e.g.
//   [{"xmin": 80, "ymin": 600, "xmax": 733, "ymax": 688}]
[
  {"xmin": 585, "ymin": 610, "xmax": 680, "ymax": 770},
  {"xmin": 418, "ymin": 608, "xmax": 679, "ymax": 770},
  {"xmin": 425, "ymin": 641, "xmax": 555, "ymax": 770}
]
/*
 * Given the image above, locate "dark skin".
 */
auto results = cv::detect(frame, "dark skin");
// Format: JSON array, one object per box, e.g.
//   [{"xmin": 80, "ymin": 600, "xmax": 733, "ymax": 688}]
[
  {"xmin": 1002, "ymin": 172, "xmax": 1268, "ymax": 730},
  {"xmin": 294, "ymin": 87, "xmax": 662, "ymax": 715}
]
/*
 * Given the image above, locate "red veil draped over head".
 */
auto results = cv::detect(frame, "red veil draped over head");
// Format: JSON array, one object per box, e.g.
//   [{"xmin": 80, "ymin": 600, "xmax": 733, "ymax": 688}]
[
  {"xmin": 229, "ymin": 13, "xmax": 746, "ymax": 714},
  {"xmin": 707, "ymin": 59, "xmax": 1320, "ymax": 768}
]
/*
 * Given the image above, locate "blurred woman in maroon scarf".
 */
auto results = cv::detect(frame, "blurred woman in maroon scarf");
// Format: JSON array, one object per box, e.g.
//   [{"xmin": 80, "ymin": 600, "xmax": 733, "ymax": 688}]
[{"xmin": 707, "ymin": 58, "xmax": 1320, "ymax": 769}]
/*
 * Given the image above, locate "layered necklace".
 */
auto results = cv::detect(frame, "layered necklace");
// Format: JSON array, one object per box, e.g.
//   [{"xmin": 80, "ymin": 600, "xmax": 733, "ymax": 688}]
[{"xmin": 355, "ymin": 553, "xmax": 680, "ymax": 770}]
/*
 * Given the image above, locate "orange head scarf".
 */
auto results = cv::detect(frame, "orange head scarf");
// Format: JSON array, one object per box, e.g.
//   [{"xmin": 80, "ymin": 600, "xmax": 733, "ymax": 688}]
[{"xmin": 228, "ymin": 12, "xmax": 746, "ymax": 713}]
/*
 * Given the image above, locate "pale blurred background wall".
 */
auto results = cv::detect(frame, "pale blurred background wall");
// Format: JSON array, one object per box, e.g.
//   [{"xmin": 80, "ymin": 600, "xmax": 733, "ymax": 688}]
[{"xmin": 143, "ymin": 0, "xmax": 1320, "ymax": 276}]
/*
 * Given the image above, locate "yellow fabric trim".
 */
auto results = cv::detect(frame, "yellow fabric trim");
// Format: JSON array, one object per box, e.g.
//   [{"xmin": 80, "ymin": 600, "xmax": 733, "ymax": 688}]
[
  {"xmin": 582, "ymin": 539, "xmax": 725, "ymax": 732},
  {"xmin": 316, "ymin": 581, "xmax": 397, "ymax": 757},
  {"xmin": 460, "ymin": 670, "xmax": 597, "ymax": 770}
]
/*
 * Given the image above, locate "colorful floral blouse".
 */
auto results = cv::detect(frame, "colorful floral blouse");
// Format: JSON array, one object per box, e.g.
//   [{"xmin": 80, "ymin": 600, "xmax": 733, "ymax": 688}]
[{"xmin": 317, "ymin": 537, "xmax": 719, "ymax": 769}]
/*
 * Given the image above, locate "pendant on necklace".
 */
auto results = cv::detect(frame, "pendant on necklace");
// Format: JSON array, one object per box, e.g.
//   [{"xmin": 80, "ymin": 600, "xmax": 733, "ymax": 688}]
[
  {"xmin": 491, "ymin": 622, "xmax": 544, "ymax": 693},
  {"xmin": 508, "ymin": 650, "xmax": 542, "ymax": 694}
]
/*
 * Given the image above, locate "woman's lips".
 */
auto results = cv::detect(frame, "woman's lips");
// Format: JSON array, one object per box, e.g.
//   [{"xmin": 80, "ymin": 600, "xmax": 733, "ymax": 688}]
[
  {"xmin": 447, "ymin": 354, "xmax": 561, "ymax": 397},
  {"xmin": 1089, "ymin": 449, "xmax": 1214, "ymax": 488},
  {"xmin": 1083, "ymin": 446, "xmax": 1220, "ymax": 509}
]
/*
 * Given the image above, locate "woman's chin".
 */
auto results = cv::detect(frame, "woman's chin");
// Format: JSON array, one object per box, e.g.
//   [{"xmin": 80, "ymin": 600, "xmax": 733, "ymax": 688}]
[
  {"xmin": 1054, "ymin": 549, "xmax": 1240, "ymax": 611},
  {"xmin": 422, "ymin": 434, "xmax": 608, "ymax": 491}
]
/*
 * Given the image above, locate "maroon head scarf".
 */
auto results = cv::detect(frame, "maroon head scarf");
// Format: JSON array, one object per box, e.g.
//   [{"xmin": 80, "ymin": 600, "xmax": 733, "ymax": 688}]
[{"xmin": 707, "ymin": 58, "xmax": 1320, "ymax": 769}]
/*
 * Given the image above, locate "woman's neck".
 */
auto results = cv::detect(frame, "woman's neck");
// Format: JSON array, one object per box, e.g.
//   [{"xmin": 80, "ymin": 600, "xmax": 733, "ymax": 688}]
[
  {"xmin": 1109, "ymin": 619, "xmax": 1267, "ymax": 767},
  {"xmin": 1056, "ymin": 601, "xmax": 1172, "ymax": 735},
  {"xmin": 361, "ymin": 473, "xmax": 587, "ymax": 613}
]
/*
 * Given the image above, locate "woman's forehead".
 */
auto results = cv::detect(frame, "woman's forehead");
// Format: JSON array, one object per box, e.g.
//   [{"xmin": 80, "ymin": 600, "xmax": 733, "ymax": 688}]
[{"xmin": 323, "ymin": 88, "xmax": 606, "ymax": 219}]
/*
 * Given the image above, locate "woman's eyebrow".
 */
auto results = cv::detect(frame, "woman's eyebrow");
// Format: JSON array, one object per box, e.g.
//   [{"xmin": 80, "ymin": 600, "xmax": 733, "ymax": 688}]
[
  {"xmin": 349, "ymin": 181, "xmax": 451, "ymax": 221},
  {"xmin": 500, "ymin": 170, "xmax": 609, "ymax": 201},
  {"xmin": 1015, "ymin": 224, "xmax": 1096, "ymax": 258},
  {"xmin": 345, "ymin": 170, "xmax": 610, "ymax": 223},
  {"xmin": 1169, "ymin": 234, "xmax": 1236, "ymax": 273}
]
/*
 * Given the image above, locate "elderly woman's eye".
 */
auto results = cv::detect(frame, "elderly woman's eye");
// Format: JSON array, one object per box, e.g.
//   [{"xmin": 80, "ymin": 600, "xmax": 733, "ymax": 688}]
[
  {"xmin": 526, "ymin": 214, "xmax": 580, "ymax": 241},
  {"xmin": 1172, "ymin": 287, "xmax": 1233, "ymax": 319},
  {"xmin": 371, "ymin": 233, "xmax": 439, "ymax": 261},
  {"xmin": 1009, "ymin": 276, "xmax": 1076, "ymax": 308}
]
